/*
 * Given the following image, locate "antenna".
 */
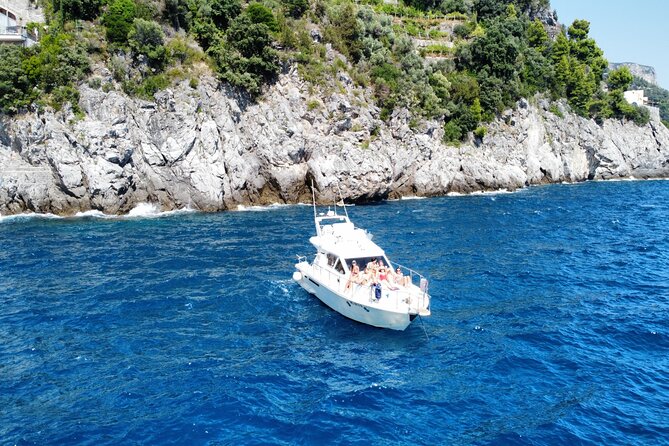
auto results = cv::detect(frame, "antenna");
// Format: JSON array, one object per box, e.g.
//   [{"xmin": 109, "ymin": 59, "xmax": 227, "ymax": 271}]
[
  {"xmin": 311, "ymin": 178, "xmax": 316, "ymax": 219},
  {"xmin": 336, "ymin": 181, "xmax": 349, "ymax": 219},
  {"xmin": 311, "ymin": 178, "xmax": 319, "ymax": 235}
]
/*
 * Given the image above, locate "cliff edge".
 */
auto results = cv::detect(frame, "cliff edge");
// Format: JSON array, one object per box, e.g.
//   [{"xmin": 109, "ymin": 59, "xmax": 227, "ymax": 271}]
[{"xmin": 1, "ymin": 69, "xmax": 668, "ymax": 215}]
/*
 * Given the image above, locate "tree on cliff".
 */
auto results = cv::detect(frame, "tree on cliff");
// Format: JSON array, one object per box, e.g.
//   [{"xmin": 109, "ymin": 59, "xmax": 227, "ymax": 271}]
[
  {"xmin": 607, "ymin": 66, "xmax": 633, "ymax": 92},
  {"xmin": 0, "ymin": 46, "xmax": 32, "ymax": 114},
  {"xmin": 128, "ymin": 18, "xmax": 167, "ymax": 69},
  {"xmin": 208, "ymin": 12, "xmax": 279, "ymax": 97},
  {"xmin": 104, "ymin": 0, "xmax": 138, "ymax": 44},
  {"xmin": 53, "ymin": 0, "xmax": 103, "ymax": 21}
]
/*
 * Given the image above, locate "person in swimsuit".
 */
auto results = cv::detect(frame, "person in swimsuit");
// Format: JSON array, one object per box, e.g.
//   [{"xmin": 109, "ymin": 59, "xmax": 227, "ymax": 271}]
[
  {"xmin": 345, "ymin": 260, "xmax": 360, "ymax": 290},
  {"xmin": 394, "ymin": 267, "xmax": 409, "ymax": 287}
]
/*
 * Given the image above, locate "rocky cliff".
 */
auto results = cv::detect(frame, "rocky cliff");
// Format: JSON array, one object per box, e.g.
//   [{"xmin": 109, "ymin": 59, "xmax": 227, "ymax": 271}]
[
  {"xmin": 1, "ymin": 67, "xmax": 669, "ymax": 216},
  {"xmin": 610, "ymin": 62, "xmax": 658, "ymax": 86}
]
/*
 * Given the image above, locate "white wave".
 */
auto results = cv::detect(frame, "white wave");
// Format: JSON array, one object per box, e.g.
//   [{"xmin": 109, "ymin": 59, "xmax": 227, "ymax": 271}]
[
  {"xmin": 124, "ymin": 203, "xmax": 196, "ymax": 218},
  {"xmin": 126, "ymin": 202, "xmax": 161, "ymax": 217},
  {"xmin": 448, "ymin": 188, "xmax": 515, "ymax": 197},
  {"xmin": 400, "ymin": 195, "xmax": 427, "ymax": 200},
  {"xmin": 471, "ymin": 189, "xmax": 515, "ymax": 196},
  {"xmin": 600, "ymin": 177, "xmax": 639, "ymax": 183},
  {"xmin": 74, "ymin": 210, "xmax": 113, "ymax": 219},
  {"xmin": 235, "ymin": 203, "xmax": 294, "ymax": 212},
  {"xmin": 1, "ymin": 205, "xmax": 197, "ymax": 223},
  {"xmin": 163, "ymin": 207, "xmax": 198, "ymax": 216},
  {"xmin": 592, "ymin": 176, "xmax": 668, "ymax": 184},
  {"xmin": 0, "ymin": 212, "xmax": 63, "ymax": 223}
]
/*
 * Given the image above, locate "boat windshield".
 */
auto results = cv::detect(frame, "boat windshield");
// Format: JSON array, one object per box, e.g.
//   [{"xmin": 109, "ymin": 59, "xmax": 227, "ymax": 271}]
[
  {"xmin": 318, "ymin": 216, "xmax": 349, "ymax": 234},
  {"xmin": 319, "ymin": 216, "xmax": 347, "ymax": 226},
  {"xmin": 345, "ymin": 257, "xmax": 390, "ymax": 270}
]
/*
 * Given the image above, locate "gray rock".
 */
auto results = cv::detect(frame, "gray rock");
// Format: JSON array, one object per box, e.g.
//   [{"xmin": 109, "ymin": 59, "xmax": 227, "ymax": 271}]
[{"xmin": 1, "ymin": 71, "xmax": 669, "ymax": 216}]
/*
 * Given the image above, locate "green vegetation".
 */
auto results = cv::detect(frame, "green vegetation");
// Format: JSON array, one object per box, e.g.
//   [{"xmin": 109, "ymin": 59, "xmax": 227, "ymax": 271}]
[
  {"xmin": 103, "ymin": 0, "xmax": 137, "ymax": 44},
  {"xmin": 0, "ymin": 31, "xmax": 89, "ymax": 113},
  {"xmin": 0, "ymin": 0, "xmax": 654, "ymax": 137}
]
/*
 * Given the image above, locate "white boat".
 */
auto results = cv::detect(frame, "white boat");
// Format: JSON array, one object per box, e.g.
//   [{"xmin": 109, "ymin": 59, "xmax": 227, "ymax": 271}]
[{"xmin": 293, "ymin": 196, "xmax": 431, "ymax": 330}]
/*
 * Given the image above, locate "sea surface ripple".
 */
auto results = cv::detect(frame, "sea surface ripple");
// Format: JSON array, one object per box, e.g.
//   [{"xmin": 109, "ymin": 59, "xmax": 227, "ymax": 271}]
[{"xmin": 1, "ymin": 180, "xmax": 668, "ymax": 445}]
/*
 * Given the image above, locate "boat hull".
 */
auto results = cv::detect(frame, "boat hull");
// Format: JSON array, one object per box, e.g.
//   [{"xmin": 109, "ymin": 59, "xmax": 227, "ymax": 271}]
[{"xmin": 294, "ymin": 267, "xmax": 413, "ymax": 330}]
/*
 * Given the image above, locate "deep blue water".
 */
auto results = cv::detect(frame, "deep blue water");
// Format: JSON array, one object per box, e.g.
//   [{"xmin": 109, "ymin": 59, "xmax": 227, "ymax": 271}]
[{"xmin": 1, "ymin": 180, "xmax": 669, "ymax": 445}]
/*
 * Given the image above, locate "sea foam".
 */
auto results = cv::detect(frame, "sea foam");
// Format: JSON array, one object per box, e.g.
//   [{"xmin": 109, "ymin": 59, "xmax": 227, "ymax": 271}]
[
  {"xmin": 447, "ymin": 188, "xmax": 516, "ymax": 197},
  {"xmin": 0, "ymin": 204, "xmax": 196, "ymax": 223},
  {"xmin": 236, "ymin": 203, "xmax": 307, "ymax": 212},
  {"xmin": 0, "ymin": 212, "xmax": 63, "ymax": 223},
  {"xmin": 125, "ymin": 203, "xmax": 196, "ymax": 218}
]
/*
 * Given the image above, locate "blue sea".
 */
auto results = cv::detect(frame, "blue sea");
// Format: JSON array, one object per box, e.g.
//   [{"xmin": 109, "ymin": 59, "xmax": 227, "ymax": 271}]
[{"xmin": 1, "ymin": 180, "xmax": 668, "ymax": 445}]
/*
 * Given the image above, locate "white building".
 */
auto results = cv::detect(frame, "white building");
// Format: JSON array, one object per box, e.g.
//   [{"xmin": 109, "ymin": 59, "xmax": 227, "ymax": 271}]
[
  {"xmin": 624, "ymin": 90, "xmax": 649, "ymax": 106},
  {"xmin": 0, "ymin": 4, "xmax": 18, "ymax": 30}
]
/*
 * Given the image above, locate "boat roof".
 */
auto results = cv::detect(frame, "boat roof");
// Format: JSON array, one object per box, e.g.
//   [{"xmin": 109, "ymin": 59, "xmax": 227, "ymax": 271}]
[{"xmin": 311, "ymin": 213, "xmax": 385, "ymax": 259}]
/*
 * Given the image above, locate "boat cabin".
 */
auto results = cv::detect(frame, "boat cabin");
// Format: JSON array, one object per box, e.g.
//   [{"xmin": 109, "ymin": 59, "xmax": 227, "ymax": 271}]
[{"xmin": 316, "ymin": 251, "xmax": 392, "ymax": 277}]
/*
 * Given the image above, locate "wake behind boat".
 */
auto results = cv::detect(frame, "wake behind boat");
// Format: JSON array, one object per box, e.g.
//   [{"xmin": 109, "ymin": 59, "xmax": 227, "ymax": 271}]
[{"xmin": 293, "ymin": 191, "xmax": 431, "ymax": 330}]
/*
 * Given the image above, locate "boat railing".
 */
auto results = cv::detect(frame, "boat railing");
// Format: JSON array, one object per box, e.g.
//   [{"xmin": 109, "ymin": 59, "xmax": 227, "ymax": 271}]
[
  {"xmin": 306, "ymin": 261, "xmax": 408, "ymax": 308},
  {"xmin": 297, "ymin": 255, "xmax": 428, "ymax": 312},
  {"xmin": 296, "ymin": 254, "xmax": 358, "ymax": 294},
  {"xmin": 308, "ymin": 260, "xmax": 346, "ymax": 291},
  {"xmin": 392, "ymin": 262, "xmax": 430, "ymax": 310}
]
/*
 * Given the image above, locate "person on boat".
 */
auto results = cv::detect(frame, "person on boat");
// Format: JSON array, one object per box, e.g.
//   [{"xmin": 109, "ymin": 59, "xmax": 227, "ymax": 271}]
[
  {"xmin": 378, "ymin": 264, "xmax": 388, "ymax": 282},
  {"xmin": 359, "ymin": 264, "xmax": 375, "ymax": 286},
  {"xmin": 394, "ymin": 267, "xmax": 409, "ymax": 287},
  {"xmin": 345, "ymin": 260, "xmax": 360, "ymax": 290},
  {"xmin": 378, "ymin": 265, "xmax": 399, "ymax": 291}
]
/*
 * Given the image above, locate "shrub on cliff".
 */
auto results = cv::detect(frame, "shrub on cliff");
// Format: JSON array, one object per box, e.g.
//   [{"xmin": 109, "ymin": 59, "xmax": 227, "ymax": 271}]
[
  {"xmin": 208, "ymin": 13, "xmax": 279, "ymax": 97},
  {"xmin": 246, "ymin": 3, "xmax": 279, "ymax": 32},
  {"xmin": 189, "ymin": 0, "xmax": 242, "ymax": 50},
  {"xmin": 0, "ymin": 46, "xmax": 33, "ymax": 113},
  {"xmin": 22, "ymin": 32, "xmax": 90, "ymax": 94},
  {"xmin": 323, "ymin": 3, "xmax": 363, "ymax": 63},
  {"xmin": 104, "ymin": 0, "xmax": 138, "ymax": 44},
  {"xmin": 0, "ymin": 30, "xmax": 88, "ymax": 114},
  {"xmin": 128, "ymin": 18, "xmax": 167, "ymax": 69},
  {"xmin": 53, "ymin": 0, "xmax": 104, "ymax": 21},
  {"xmin": 607, "ymin": 66, "xmax": 633, "ymax": 91},
  {"xmin": 282, "ymin": 0, "xmax": 309, "ymax": 18}
]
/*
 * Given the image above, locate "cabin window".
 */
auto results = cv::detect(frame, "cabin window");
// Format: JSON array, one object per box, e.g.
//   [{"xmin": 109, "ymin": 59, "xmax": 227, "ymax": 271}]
[{"xmin": 333, "ymin": 259, "xmax": 345, "ymax": 274}]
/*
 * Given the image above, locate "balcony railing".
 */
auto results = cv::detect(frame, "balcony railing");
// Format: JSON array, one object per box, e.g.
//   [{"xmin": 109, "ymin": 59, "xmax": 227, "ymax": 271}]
[{"xmin": 0, "ymin": 25, "xmax": 38, "ymax": 45}]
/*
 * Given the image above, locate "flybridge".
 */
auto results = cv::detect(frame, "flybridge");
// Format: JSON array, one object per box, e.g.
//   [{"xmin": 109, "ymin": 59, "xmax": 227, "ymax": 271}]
[{"xmin": 315, "ymin": 212, "xmax": 352, "ymax": 237}]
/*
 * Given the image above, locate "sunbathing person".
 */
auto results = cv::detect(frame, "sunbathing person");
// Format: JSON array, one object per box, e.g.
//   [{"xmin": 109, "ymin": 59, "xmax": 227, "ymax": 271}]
[
  {"xmin": 345, "ymin": 261, "xmax": 361, "ymax": 290},
  {"xmin": 394, "ymin": 267, "xmax": 410, "ymax": 287},
  {"xmin": 359, "ymin": 265, "xmax": 376, "ymax": 286},
  {"xmin": 378, "ymin": 265, "xmax": 399, "ymax": 290}
]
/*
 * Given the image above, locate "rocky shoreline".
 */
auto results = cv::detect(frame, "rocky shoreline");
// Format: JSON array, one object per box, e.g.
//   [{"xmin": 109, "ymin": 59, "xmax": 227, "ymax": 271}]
[{"xmin": 1, "ymin": 68, "xmax": 668, "ymax": 216}]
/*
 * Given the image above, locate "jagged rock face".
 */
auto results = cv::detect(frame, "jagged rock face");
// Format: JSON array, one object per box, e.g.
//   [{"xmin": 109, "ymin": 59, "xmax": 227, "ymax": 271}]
[
  {"xmin": 1, "ymin": 70, "xmax": 669, "ymax": 215},
  {"xmin": 610, "ymin": 62, "xmax": 658, "ymax": 85}
]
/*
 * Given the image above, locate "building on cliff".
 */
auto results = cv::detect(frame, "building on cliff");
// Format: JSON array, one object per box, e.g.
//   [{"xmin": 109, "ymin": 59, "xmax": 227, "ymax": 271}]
[
  {"xmin": 624, "ymin": 90, "xmax": 649, "ymax": 107},
  {"xmin": 0, "ymin": 1, "xmax": 42, "ymax": 46},
  {"xmin": 623, "ymin": 89, "xmax": 662, "ymax": 122}
]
